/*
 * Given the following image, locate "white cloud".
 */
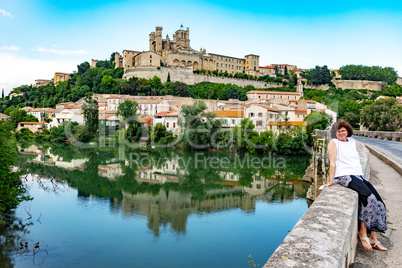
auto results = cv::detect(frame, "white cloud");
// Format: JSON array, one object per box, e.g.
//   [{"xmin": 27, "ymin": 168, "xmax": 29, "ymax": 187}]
[
  {"xmin": 0, "ymin": 52, "xmax": 78, "ymax": 95},
  {"xmin": 295, "ymin": 56, "xmax": 313, "ymax": 62},
  {"xmin": 0, "ymin": 8, "xmax": 13, "ymax": 18},
  {"xmin": 32, "ymin": 47, "xmax": 89, "ymax": 56},
  {"xmin": 0, "ymin": 45, "xmax": 19, "ymax": 51}
]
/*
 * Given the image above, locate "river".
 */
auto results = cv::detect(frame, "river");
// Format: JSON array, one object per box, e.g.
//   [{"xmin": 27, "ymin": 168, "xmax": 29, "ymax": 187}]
[{"xmin": 1, "ymin": 142, "xmax": 311, "ymax": 268}]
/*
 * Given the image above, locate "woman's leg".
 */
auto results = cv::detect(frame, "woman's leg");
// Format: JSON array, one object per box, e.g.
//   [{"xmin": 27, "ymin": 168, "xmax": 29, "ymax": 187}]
[
  {"xmin": 368, "ymin": 231, "xmax": 388, "ymax": 251},
  {"xmin": 359, "ymin": 221, "xmax": 372, "ymax": 251},
  {"xmin": 342, "ymin": 175, "xmax": 387, "ymax": 233}
]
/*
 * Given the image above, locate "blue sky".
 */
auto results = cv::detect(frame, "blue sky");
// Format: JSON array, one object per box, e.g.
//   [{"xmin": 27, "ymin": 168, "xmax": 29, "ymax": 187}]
[{"xmin": 1, "ymin": 0, "xmax": 401, "ymax": 95}]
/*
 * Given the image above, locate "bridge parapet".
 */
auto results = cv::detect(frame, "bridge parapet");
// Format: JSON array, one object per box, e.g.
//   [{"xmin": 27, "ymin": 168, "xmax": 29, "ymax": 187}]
[
  {"xmin": 263, "ymin": 130, "xmax": 369, "ymax": 268},
  {"xmin": 354, "ymin": 130, "xmax": 401, "ymax": 142}
]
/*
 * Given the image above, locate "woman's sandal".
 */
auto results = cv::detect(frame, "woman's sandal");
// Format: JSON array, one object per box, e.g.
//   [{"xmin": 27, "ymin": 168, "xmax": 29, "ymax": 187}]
[
  {"xmin": 369, "ymin": 239, "xmax": 388, "ymax": 251},
  {"xmin": 358, "ymin": 233, "xmax": 373, "ymax": 251}
]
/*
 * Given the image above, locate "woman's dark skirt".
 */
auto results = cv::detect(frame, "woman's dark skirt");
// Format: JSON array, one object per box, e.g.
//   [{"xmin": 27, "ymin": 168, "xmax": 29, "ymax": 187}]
[{"xmin": 334, "ymin": 175, "xmax": 387, "ymax": 233}]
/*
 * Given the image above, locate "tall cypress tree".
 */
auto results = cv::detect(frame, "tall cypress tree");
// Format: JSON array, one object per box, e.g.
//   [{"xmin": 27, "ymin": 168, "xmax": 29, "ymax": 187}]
[{"xmin": 2, "ymin": 88, "xmax": 4, "ymax": 99}]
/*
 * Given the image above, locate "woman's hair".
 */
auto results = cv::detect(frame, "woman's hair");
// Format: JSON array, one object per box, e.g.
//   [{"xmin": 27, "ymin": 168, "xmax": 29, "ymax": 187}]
[{"xmin": 330, "ymin": 120, "xmax": 354, "ymax": 139}]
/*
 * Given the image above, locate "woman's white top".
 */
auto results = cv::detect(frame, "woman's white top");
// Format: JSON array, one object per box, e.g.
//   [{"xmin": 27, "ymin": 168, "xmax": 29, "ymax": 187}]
[{"xmin": 331, "ymin": 137, "xmax": 364, "ymax": 178}]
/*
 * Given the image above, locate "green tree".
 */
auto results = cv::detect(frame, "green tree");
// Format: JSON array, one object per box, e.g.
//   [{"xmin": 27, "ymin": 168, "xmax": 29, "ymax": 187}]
[
  {"xmin": 304, "ymin": 111, "xmax": 330, "ymax": 145},
  {"xmin": 9, "ymin": 109, "xmax": 28, "ymax": 127},
  {"xmin": 309, "ymin": 65, "xmax": 332, "ymax": 85},
  {"xmin": 339, "ymin": 65, "xmax": 398, "ymax": 85},
  {"xmin": 116, "ymin": 99, "xmax": 138, "ymax": 124},
  {"xmin": 0, "ymin": 121, "xmax": 31, "ymax": 222},
  {"xmin": 77, "ymin": 62, "xmax": 90, "ymax": 75},
  {"xmin": 82, "ymin": 97, "xmax": 99, "ymax": 134},
  {"xmin": 361, "ymin": 98, "xmax": 402, "ymax": 131}
]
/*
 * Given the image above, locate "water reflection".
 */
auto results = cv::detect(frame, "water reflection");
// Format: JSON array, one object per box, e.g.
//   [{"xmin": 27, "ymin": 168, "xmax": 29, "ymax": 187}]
[{"xmin": 18, "ymin": 142, "xmax": 310, "ymax": 238}]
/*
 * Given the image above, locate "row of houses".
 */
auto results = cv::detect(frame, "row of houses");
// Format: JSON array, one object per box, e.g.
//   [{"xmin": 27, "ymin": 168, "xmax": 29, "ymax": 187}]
[{"xmin": 11, "ymin": 90, "xmax": 337, "ymax": 135}]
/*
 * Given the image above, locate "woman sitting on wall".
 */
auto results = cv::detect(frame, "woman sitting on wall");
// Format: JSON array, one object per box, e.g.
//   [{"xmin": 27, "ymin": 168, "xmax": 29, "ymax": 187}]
[{"xmin": 322, "ymin": 120, "xmax": 387, "ymax": 251}]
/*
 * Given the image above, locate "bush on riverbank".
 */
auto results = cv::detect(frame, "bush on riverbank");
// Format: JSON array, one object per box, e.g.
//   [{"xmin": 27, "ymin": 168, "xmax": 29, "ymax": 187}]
[{"xmin": 0, "ymin": 121, "xmax": 31, "ymax": 224}]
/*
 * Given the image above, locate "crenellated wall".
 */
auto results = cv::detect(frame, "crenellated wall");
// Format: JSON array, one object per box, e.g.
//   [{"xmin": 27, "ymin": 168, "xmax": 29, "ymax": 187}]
[{"xmin": 263, "ymin": 130, "xmax": 370, "ymax": 268}]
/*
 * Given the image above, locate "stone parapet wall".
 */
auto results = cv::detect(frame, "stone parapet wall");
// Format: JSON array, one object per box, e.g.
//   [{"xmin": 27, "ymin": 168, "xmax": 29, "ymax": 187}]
[
  {"xmin": 123, "ymin": 66, "xmax": 281, "ymax": 89},
  {"xmin": 397, "ymin": 77, "xmax": 402, "ymax": 86},
  {"xmin": 305, "ymin": 84, "xmax": 330, "ymax": 91},
  {"xmin": 333, "ymin": 80, "xmax": 383, "ymax": 91},
  {"xmin": 264, "ymin": 130, "xmax": 370, "ymax": 268},
  {"xmin": 354, "ymin": 130, "xmax": 402, "ymax": 142}
]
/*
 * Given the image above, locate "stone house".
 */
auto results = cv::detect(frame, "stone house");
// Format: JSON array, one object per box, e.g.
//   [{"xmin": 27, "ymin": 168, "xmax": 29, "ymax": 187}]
[
  {"xmin": 267, "ymin": 121, "xmax": 307, "ymax": 133},
  {"xmin": 16, "ymin": 122, "xmax": 46, "ymax": 133},
  {"xmin": 53, "ymin": 109, "xmax": 84, "ymax": 127},
  {"xmin": 138, "ymin": 99, "xmax": 169, "ymax": 117},
  {"xmin": 212, "ymin": 110, "xmax": 244, "ymax": 128},
  {"xmin": 244, "ymin": 105, "xmax": 278, "ymax": 132},
  {"xmin": 246, "ymin": 90, "xmax": 301, "ymax": 101},
  {"xmin": 153, "ymin": 111, "xmax": 180, "ymax": 135},
  {"xmin": 0, "ymin": 113, "xmax": 10, "ymax": 120},
  {"xmin": 27, "ymin": 108, "xmax": 51, "ymax": 122}
]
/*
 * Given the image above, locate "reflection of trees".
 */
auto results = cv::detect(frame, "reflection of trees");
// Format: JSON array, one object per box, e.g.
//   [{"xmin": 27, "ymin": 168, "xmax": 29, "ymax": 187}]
[
  {"xmin": 0, "ymin": 214, "xmax": 33, "ymax": 268},
  {"xmin": 20, "ymin": 143, "xmax": 311, "ymax": 238}
]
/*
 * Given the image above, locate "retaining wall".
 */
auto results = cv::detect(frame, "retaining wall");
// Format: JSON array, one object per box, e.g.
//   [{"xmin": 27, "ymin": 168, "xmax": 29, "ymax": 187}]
[
  {"xmin": 333, "ymin": 80, "xmax": 383, "ymax": 91},
  {"xmin": 123, "ymin": 66, "xmax": 282, "ymax": 89},
  {"xmin": 264, "ymin": 130, "xmax": 370, "ymax": 268}
]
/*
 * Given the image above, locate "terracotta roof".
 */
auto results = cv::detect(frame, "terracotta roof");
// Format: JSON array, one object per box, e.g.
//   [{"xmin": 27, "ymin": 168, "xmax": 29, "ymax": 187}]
[
  {"xmin": 99, "ymin": 114, "xmax": 114, "ymax": 120},
  {"xmin": 44, "ymin": 108, "xmax": 58, "ymax": 113},
  {"xmin": 247, "ymin": 90, "xmax": 300, "ymax": 95},
  {"xmin": 99, "ymin": 103, "xmax": 107, "ymax": 106},
  {"xmin": 0, "ymin": 113, "xmax": 9, "ymax": 118},
  {"xmin": 295, "ymin": 109, "xmax": 307, "ymax": 114},
  {"xmin": 268, "ymin": 121, "xmax": 307, "ymax": 126},
  {"xmin": 212, "ymin": 110, "xmax": 244, "ymax": 118},
  {"xmin": 255, "ymin": 105, "xmax": 278, "ymax": 112},
  {"xmin": 138, "ymin": 117, "xmax": 153, "ymax": 123},
  {"xmin": 29, "ymin": 108, "xmax": 51, "ymax": 112},
  {"xmin": 153, "ymin": 111, "xmax": 179, "ymax": 117},
  {"xmin": 138, "ymin": 99, "xmax": 163, "ymax": 104},
  {"xmin": 19, "ymin": 122, "xmax": 45, "ymax": 125}
]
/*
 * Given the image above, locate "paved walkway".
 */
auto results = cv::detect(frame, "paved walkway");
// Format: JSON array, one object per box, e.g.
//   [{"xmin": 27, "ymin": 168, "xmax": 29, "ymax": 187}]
[
  {"xmin": 353, "ymin": 136, "xmax": 402, "ymax": 160},
  {"xmin": 354, "ymin": 136, "xmax": 402, "ymax": 175},
  {"xmin": 353, "ymin": 137, "xmax": 402, "ymax": 267}
]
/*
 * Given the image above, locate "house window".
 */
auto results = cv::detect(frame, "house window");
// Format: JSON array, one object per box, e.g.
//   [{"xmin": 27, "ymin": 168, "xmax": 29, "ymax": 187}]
[
  {"xmin": 166, "ymin": 122, "xmax": 169, "ymax": 128},
  {"xmin": 173, "ymin": 122, "xmax": 175, "ymax": 128},
  {"xmin": 232, "ymin": 119, "xmax": 235, "ymax": 124},
  {"xmin": 256, "ymin": 121, "xmax": 262, "ymax": 126},
  {"xmin": 249, "ymin": 113, "xmax": 254, "ymax": 117},
  {"xmin": 258, "ymin": 113, "xmax": 262, "ymax": 117}
]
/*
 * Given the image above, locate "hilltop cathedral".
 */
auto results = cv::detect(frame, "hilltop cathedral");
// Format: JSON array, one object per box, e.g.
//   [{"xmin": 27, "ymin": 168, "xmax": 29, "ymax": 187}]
[{"xmin": 114, "ymin": 25, "xmax": 260, "ymax": 77}]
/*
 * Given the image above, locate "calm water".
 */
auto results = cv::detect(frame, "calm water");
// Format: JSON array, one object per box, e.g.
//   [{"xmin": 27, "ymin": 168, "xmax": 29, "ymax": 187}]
[{"xmin": 2, "ymin": 143, "xmax": 311, "ymax": 268}]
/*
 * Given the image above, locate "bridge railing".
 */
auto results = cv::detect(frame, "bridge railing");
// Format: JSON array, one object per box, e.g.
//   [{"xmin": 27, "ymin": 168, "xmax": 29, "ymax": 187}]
[{"xmin": 354, "ymin": 130, "xmax": 401, "ymax": 142}]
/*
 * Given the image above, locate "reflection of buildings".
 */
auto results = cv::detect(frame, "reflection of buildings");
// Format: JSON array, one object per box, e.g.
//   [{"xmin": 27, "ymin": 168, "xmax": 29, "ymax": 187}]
[
  {"xmin": 98, "ymin": 163, "xmax": 124, "ymax": 181},
  {"xmin": 120, "ymin": 167, "xmax": 305, "ymax": 237},
  {"xmin": 18, "ymin": 145, "xmax": 87, "ymax": 171}
]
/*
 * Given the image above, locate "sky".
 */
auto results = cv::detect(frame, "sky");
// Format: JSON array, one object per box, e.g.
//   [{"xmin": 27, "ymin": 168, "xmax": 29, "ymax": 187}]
[{"xmin": 1, "ymin": 0, "xmax": 402, "ymax": 95}]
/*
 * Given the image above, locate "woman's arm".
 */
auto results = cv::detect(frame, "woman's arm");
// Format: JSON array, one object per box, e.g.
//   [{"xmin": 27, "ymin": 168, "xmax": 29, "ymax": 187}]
[{"xmin": 323, "ymin": 140, "xmax": 337, "ymax": 189}]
